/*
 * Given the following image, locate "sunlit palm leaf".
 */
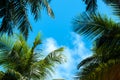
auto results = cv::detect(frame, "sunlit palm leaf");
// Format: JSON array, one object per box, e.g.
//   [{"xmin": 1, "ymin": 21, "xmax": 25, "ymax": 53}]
[
  {"xmin": 32, "ymin": 33, "xmax": 41, "ymax": 52},
  {"xmin": 29, "ymin": 47, "xmax": 65, "ymax": 79},
  {"xmin": 0, "ymin": 34, "xmax": 65, "ymax": 80}
]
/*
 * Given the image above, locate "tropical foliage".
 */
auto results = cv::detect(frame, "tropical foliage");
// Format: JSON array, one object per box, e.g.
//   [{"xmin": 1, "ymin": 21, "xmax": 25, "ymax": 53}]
[
  {"xmin": 0, "ymin": 71, "xmax": 4, "ymax": 79},
  {"xmin": 0, "ymin": 34, "xmax": 65, "ymax": 80},
  {"xmin": 0, "ymin": 0, "xmax": 54, "ymax": 39},
  {"xmin": 73, "ymin": 1, "xmax": 120, "ymax": 79},
  {"xmin": 82, "ymin": 0, "xmax": 120, "ymax": 17},
  {"xmin": 73, "ymin": 13, "xmax": 120, "ymax": 80}
]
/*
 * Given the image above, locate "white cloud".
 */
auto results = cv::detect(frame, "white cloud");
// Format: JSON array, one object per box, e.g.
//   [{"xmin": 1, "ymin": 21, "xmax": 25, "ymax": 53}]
[
  {"xmin": 52, "ymin": 48, "xmax": 75, "ymax": 80},
  {"xmin": 71, "ymin": 32, "xmax": 92, "ymax": 59},
  {"xmin": 42, "ymin": 32, "xmax": 92, "ymax": 80},
  {"xmin": 43, "ymin": 38, "xmax": 58, "ymax": 53}
]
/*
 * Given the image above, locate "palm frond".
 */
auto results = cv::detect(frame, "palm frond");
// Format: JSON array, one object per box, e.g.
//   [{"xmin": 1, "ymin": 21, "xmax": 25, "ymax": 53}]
[
  {"xmin": 0, "ymin": 34, "xmax": 65, "ymax": 80},
  {"xmin": 112, "ymin": 4, "xmax": 120, "ymax": 18},
  {"xmin": 73, "ymin": 13, "xmax": 120, "ymax": 61},
  {"xmin": 28, "ymin": 0, "xmax": 54, "ymax": 20},
  {"xmin": 73, "ymin": 12, "xmax": 118, "ymax": 39},
  {"xmin": 103, "ymin": 0, "xmax": 120, "ymax": 18},
  {"xmin": 0, "ymin": 35, "xmax": 16, "ymax": 67},
  {"xmin": 31, "ymin": 33, "xmax": 41, "ymax": 52},
  {"xmin": 0, "ymin": 71, "xmax": 4, "ymax": 79},
  {"xmin": 77, "ymin": 56, "xmax": 96, "ymax": 69},
  {"xmin": 78, "ymin": 63, "xmax": 99, "ymax": 80},
  {"xmin": 42, "ymin": 0, "xmax": 55, "ymax": 18},
  {"xmin": 13, "ymin": 1, "xmax": 32, "ymax": 39},
  {"xmin": 0, "ymin": 0, "xmax": 32, "ymax": 39},
  {"xmin": 79, "ymin": 59, "xmax": 120, "ymax": 80},
  {"xmin": 2, "ymin": 69, "xmax": 23, "ymax": 80},
  {"xmin": 0, "ymin": 0, "xmax": 54, "ymax": 39},
  {"xmin": 44, "ymin": 47, "xmax": 65, "ymax": 64},
  {"xmin": 0, "ymin": 17, "xmax": 13, "ymax": 35},
  {"xmin": 94, "ymin": 34, "xmax": 120, "ymax": 62},
  {"xmin": 82, "ymin": 0, "xmax": 97, "ymax": 12},
  {"xmin": 28, "ymin": 0, "xmax": 42, "ymax": 20},
  {"xmin": 16, "ymin": 34, "xmax": 29, "ymax": 53},
  {"xmin": 29, "ymin": 47, "xmax": 65, "ymax": 79},
  {"xmin": 0, "ymin": 34, "xmax": 14, "ymax": 52}
]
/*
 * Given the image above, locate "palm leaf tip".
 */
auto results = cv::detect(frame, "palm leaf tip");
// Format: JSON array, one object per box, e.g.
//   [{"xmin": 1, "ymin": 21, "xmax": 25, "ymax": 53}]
[
  {"xmin": 83, "ymin": 0, "xmax": 97, "ymax": 12},
  {"xmin": 47, "ymin": 6, "xmax": 55, "ymax": 18},
  {"xmin": 34, "ymin": 33, "xmax": 41, "ymax": 44},
  {"xmin": 77, "ymin": 56, "xmax": 95, "ymax": 69},
  {"xmin": 54, "ymin": 47, "xmax": 64, "ymax": 52},
  {"xmin": 32, "ymin": 33, "xmax": 41, "ymax": 52},
  {"xmin": 45, "ymin": 47, "xmax": 66, "ymax": 64}
]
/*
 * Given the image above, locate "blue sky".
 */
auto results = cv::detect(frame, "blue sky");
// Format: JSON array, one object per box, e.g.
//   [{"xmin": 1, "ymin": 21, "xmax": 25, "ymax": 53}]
[
  {"xmin": 28, "ymin": 0, "xmax": 86, "ymax": 47},
  {"xmin": 27, "ymin": 0, "xmax": 114, "ymax": 80}
]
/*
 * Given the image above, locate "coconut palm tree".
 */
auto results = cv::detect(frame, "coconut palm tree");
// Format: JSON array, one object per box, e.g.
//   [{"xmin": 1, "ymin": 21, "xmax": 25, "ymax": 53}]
[
  {"xmin": 0, "ymin": 33, "xmax": 65, "ymax": 80},
  {"xmin": 73, "ymin": 13, "xmax": 120, "ymax": 80},
  {"xmin": 0, "ymin": 0, "xmax": 54, "ymax": 39}
]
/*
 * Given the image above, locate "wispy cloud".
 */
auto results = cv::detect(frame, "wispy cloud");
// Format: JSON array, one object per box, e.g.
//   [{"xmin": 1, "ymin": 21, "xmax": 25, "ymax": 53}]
[
  {"xmin": 43, "ymin": 38, "xmax": 58, "ymax": 53},
  {"xmin": 42, "ymin": 32, "xmax": 92, "ymax": 80}
]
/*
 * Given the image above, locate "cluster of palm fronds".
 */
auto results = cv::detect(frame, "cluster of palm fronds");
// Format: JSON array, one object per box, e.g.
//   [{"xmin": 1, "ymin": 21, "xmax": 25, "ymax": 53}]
[
  {"xmin": 73, "ymin": 0, "xmax": 120, "ymax": 80},
  {"xmin": 0, "ymin": 1, "xmax": 66, "ymax": 80},
  {"xmin": 0, "ymin": 0, "xmax": 54, "ymax": 39},
  {"xmin": 0, "ymin": 34, "xmax": 65, "ymax": 80}
]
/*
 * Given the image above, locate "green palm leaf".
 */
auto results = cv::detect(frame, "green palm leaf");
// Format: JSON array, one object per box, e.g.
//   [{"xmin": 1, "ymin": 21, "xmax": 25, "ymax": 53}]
[
  {"xmin": 77, "ymin": 56, "xmax": 96, "ymax": 69},
  {"xmin": 0, "ymin": 0, "xmax": 54, "ymax": 39},
  {"xmin": 29, "ymin": 47, "xmax": 65, "ymax": 79},
  {"xmin": 0, "ymin": 33, "xmax": 65, "ymax": 80},
  {"xmin": 2, "ymin": 69, "xmax": 23, "ymax": 80},
  {"xmin": 103, "ymin": 0, "xmax": 120, "ymax": 18},
  {"xmin": 82, "ymin": 0, "xmax": 97, "ymax": 12},
  {"xmin": 74, "ymin": 13, "xmax": 120, "ymax": 80}
]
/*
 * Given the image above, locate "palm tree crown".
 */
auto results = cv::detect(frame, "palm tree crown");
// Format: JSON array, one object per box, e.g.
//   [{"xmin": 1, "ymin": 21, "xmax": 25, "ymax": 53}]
[
  {"xmin": 73, "ymin": 13, "xmax": 120, "ymax": 80},
  {"xmin": 0, "ymin": 33, "xmax": 65, "ymax": 80},
  {"xmin": 0, "ymin": 0, "xmax": 54, "ymax": 39}
]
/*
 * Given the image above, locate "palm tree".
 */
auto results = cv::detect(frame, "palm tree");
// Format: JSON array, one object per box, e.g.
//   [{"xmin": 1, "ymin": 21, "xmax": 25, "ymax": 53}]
[
  {"xmin": 0, "ymin": 0, "xmax": 54, "ymax": 39},
  {"xmin": 73, "ymin": 13, "xmax": 120, "ymax": 80},
  {"xmin": 0, "ymin": 33, "xmax": 65, "ymax": 80}
]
